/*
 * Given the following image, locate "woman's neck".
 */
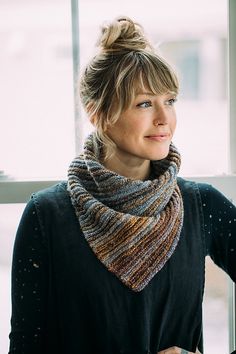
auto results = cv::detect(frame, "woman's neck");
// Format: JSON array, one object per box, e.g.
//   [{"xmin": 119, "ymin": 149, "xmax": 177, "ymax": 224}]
[{"xmin": 103, "ymin": 154, "xmax": 151, "ymax": 181}]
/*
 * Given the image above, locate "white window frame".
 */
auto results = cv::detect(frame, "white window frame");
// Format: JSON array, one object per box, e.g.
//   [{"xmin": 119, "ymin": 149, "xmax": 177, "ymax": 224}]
[{"xmin": 0, "ymin": 0, "xmax": 235, "ymax": 351}]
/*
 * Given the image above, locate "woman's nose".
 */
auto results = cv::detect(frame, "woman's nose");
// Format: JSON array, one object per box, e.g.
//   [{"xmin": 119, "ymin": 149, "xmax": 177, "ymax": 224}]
[{"xmin": 153, "ymin": 108, "xmax": 169, "ymax": 126}]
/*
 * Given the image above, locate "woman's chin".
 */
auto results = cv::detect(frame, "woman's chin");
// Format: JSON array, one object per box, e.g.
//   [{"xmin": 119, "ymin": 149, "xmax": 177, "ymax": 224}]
[{"xmin": 149, "ymin": 149, "xmax": 170, "ymax": 161}]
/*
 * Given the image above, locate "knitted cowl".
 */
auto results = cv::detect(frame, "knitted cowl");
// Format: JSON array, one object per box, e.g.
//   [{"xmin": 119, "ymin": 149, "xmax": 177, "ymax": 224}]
[{"xmin": 67, "ymin": 132, "xmax": 184, "ymax": 292}]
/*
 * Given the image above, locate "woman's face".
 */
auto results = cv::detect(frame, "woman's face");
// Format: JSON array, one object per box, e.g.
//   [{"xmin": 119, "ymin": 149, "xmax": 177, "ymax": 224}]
[{"xmin": 106, "ymin": 91, "xmax": 177, "ymax": 163}]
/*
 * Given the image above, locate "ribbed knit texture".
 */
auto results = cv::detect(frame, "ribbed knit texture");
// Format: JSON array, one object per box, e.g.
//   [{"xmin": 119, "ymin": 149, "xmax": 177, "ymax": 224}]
[{"xmin": 67, "ymin": 132, "xmax": 184, "ymax": 291}]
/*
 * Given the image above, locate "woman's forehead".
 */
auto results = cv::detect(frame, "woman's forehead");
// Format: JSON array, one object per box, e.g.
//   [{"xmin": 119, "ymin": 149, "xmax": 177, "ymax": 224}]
[{"xmin": 132, "ymin": 77, "xmax": 177, "ymax": 95}]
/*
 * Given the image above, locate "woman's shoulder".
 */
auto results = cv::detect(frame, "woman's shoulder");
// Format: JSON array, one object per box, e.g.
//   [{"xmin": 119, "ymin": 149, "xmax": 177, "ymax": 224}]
[
  {"xmin": 177, "ymin": 177, "xmax": 233, "ymax": 205},
  {"xmin": 33, "ymin": 180, "xmax": 67, "ymax": 196},
  {"xmin": 32, "ymin": 181, "xmax": 68, "ymax": 201},
  {"xmin": 177, "ymin": 176, "xmax": 210, "ymax": 195},
  {"xmin": 31, "ymin": 181, "xmax": 72, "ymax": 213},
  {"xmin": 178, "ymin": 176, "xmax": 217, "ymax": 191}
]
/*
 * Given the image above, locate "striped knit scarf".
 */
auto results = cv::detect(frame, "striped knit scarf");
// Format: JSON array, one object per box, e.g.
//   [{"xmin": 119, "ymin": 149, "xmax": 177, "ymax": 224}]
[{"xmin": 67, "ymin": 132, "xmax": 183, "ymax": 292}]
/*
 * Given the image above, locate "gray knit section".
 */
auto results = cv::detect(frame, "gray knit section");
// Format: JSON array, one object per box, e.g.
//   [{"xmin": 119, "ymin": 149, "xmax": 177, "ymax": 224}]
[{"xmin": 67, "ymin": 132, "xmax": 183, "ymax": 292}]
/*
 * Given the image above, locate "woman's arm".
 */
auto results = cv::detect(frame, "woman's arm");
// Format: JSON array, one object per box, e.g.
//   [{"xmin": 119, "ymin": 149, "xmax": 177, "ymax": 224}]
[
  {"xmin": 9, "ymin": 199, "xmax": 48, "ymax": 354},
  {"xmin": 200, "ymin": 184, "xmax": 236, "ymax": 281}
]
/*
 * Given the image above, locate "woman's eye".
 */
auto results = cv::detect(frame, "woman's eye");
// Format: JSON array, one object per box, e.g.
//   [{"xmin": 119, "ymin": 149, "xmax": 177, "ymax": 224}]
[
  {"xmin": 137, "ymin": 101, "xmax": 152, "ymax": 108},
  {"xmin": 166, "ymin": 98, "xmax": 177, "ymax": 106}
]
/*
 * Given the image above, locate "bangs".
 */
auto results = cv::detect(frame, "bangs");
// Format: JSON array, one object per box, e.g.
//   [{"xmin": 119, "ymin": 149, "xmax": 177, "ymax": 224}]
[
  {"xmin": 116, "ymin": 51, "xmax": 179, "ymax": 111},
  {"xmin": 135, "ymin": 65, "xmax": 178, "ymax": 96}
]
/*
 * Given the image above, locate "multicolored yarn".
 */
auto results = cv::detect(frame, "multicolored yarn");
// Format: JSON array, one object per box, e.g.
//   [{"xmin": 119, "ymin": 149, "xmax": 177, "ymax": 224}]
[{"xmin": 67, "ymin": 132, "xmax": 183, "ymax": 292}]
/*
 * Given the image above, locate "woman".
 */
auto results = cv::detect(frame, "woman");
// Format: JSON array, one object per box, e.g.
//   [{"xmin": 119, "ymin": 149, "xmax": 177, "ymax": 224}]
[{"xmin": 9, "ymin": 17, "xmax": 236, "ymax": 354}]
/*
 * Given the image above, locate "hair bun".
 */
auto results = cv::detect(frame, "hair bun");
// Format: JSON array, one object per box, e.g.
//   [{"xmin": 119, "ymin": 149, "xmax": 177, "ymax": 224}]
[{"xmin": 98, "ymin": 16, "xmax": 152, "ymax": 52}]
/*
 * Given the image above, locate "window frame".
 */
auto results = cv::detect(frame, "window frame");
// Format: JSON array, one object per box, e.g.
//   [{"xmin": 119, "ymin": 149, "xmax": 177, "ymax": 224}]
[{"xmin": 0, "ymin": 0, "xmax": 235, "ymax": 350}]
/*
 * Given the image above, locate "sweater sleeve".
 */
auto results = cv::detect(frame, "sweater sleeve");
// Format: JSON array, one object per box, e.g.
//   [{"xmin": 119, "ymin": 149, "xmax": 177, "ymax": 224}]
[
  {"xmin": 199, "ymin": 184, "xmax": 236, "ymax": 282},
  {"xmin": 9, "ymin": 199, "xmax": 48, "ymax": 354}
]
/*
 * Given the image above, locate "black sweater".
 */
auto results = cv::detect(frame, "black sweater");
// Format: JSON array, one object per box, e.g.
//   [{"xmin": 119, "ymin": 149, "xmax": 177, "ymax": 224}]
[{"xmin": 9, "ymin": 179, "xmax": 236, "ymax": 354}]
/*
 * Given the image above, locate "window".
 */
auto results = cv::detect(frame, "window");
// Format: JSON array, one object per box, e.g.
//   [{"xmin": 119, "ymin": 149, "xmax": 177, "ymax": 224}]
[
  {"xmin": 0, "ymin": 0, "xmax": 75, "ymax": 179},
  {"xmin": 0, "ymin": 0, "xmax": 235, "ymax": 353}
]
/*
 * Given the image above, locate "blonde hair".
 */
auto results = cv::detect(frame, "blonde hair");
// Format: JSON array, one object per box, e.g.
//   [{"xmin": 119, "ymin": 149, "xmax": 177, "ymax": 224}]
[{"xmin": 79, "ymin": 16, "xmax": 179, "ymax": 159}]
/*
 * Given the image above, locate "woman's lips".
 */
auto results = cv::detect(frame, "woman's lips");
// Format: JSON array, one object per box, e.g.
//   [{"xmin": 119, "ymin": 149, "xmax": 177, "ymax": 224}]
[{"xmin": 145, "ymin": 134, "xmax": 170, "ymax": 141}]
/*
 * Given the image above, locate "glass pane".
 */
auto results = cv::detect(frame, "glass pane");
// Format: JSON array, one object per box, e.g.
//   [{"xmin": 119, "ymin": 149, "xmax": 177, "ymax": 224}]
[
  {"xmin": 79, "ymin": 0, "xmax": 228, "ymax": 176},
  {"xmin": 0, "ymin": 1, "xmax": 75, "ymax": 180},
  {"xmin": 0, "ymin": 204, "xmax": 25, "ymax": 354}
]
